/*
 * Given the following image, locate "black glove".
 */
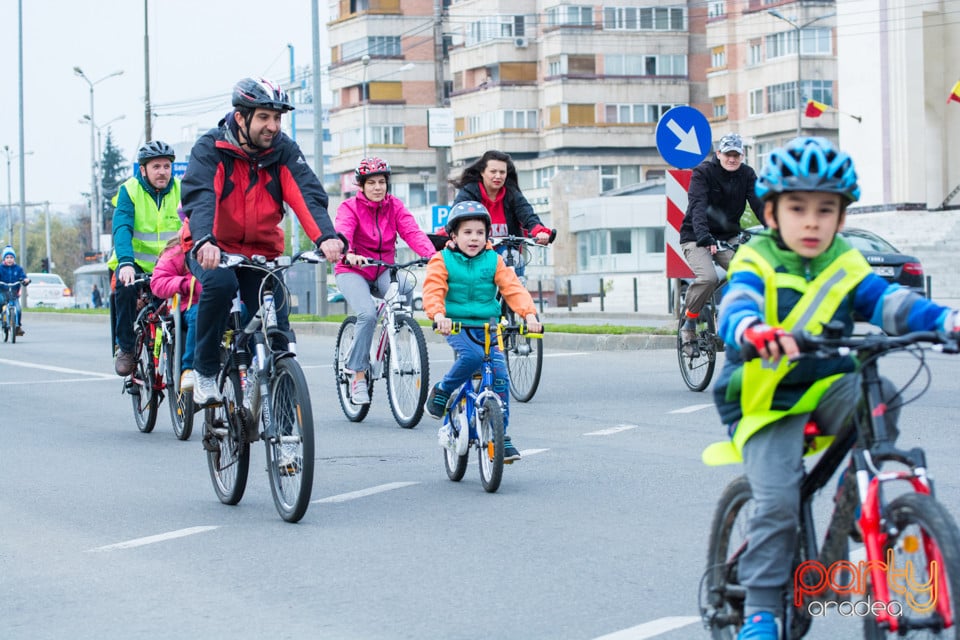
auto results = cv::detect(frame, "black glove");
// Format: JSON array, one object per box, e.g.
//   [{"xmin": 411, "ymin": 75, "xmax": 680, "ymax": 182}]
[{"xmin": 696, "ymin": 234, "xmax": 718, "ymax": 248}]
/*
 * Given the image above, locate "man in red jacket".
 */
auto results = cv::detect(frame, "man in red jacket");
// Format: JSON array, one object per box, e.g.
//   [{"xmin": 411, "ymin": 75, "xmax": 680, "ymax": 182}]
[{"xmin": 182, "ymin": 77, "xmax": 344, "ymax": 406}]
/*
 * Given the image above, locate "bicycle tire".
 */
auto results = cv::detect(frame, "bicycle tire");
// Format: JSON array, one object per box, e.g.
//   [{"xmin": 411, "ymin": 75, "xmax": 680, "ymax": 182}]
[
  {"xmin": 3, "ymin": 305, "xmax": 10, "ymax": 342},
  {"xmin": 334, "ymin": 316, "xmax": 371, "ymax": 422},
  {"xmin": 205, "ymin": 371, "xmax": 250, "ymax": 505},
  {"xmin": 703, "ymin": 476, "xmax": 753, "ymax": 640},
  {"xmin": 477, "ymin": 397, "xmax": 505, "ymax": 493},
  {"xmin": 165, "ymin": 337, "xmax": 194, "ymax": 441},
  {"xmin": 131, "ymin": 325, "xmax": 159, "ymax": 433},
  {"xmin": 443, "ymin": 400, "xmax": 469, "ymax": 482},
  {"xmin": 678, "ymin": 308, "xmax": 717, "ymax": 392},
  {"xmin": 502, "ymin": 306, "xmax": 543, "ymax": 402},
  {"xmin": 7, "ymin": 305, "xmax": 14, "ymax": 343},
  {"xmin": 264, "ymin": 357, "xmax": 315, "ymax": 523},
  {"xmin": 862, "ymin": 492, "xmax": 960, "ymax": 639},
  {"xmin": 385, "ymin": 314, "xmax": 429, "ymax": 429}
]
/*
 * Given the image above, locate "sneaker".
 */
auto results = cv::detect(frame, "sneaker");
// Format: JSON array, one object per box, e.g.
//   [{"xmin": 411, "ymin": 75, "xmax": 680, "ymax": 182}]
[
  {"xmin": 15, "ymin": 325, "xmax": 24, "ymax": 336},
  {"xmin": 179, "ymin": 369, "xmax": 194, "ymax": 392},
  {"xmin": 115, "ymin": 349, "xmax": 136, "ymax": 376},
  {"xmin": 437, "ymin": 424, "xmax": 456, "ymax": 451},
  {"xmin": 737, "ymin": 612, "xmax": 778, "ymax": 640},
  {"xmin": 426, "ymin": 383, "xmax": 451, "ymax": 419},
  {"xmin": 350, "ymin": 375, "xmax": 370, "ymax": 405},
  {"xmin": 503, "ymin": 436, "xmax": 521, "ymax": 463},
  {"xmin": 680, "ymin": 318, "xmax": 698, "ymax": 357},
  {"xmin": 193, "ymin": 373, "xmax": 221, "ymax": 407}
]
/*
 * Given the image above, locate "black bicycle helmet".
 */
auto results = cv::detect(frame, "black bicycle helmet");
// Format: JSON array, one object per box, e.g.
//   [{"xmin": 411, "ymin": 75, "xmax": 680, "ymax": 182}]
[
  {"xmin": 445, "ymin": 201, "xmax": 491, "ymax": 235},
  {"xmin": 137, "ymin": 140, "xmax": 175, "ymax": 164},
  {"xmin": 232, "ymin": 77, "xmax": 294, "ymax": 113}
]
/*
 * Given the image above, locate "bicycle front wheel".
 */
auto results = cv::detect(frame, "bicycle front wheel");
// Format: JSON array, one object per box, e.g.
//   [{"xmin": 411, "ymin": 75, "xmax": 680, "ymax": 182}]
[
  {"xmin": 702, "ymin": 476, "xmax": 753, "ymax": 639},
  {"xmin": 131, "ymin": 326, "xmax": 159, "ymax": 433},
  {"xmin": 334, "ymin": 317, "xmax": 371, "ymax": 422},
  {"xmin": 385, "ymin": 315, "xmax": 429, "ymax": 429},
  {"xmin": 443, "ymin": 401, "xmax": 469, "ymax": 482},
  {"xmin": 264, "ymin": 357, "xmax": 315, "ymax": 523},
  {"xmin": 205, "ymin": 371, "xmax": 250, "ymax": 505},
  {"xmin": 2, "ymin": 306, "xmax": 10, "ymax": 342},
  {"xmin": 477, "ymin": 398, "xmax": 505, "ymax": 493},
  {"xmin": 862, "ymin": 492, "xmax": 960, "ymax": 639},
  {"xmin": 678, "ymin": 310, "xmax": 717, "ymax": 392},
  {"xmin": 502, "ymin": 308, "xmax": 543, "ymax": 402}
]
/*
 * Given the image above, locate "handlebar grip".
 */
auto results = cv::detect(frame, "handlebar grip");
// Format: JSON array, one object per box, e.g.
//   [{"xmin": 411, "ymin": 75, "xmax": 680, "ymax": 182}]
[{"xmin": 548, "ymin": 229, "xmax": 557, "ymax": 244}]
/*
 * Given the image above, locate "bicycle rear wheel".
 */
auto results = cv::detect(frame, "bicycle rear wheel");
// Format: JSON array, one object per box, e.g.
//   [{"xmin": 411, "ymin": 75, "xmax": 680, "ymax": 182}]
[
  {"xmin": 678, "ymin": 310, "xmax": 717, "ymax": 392},
  {"xmin": 385, "ymin": 315, "xmax": 429, "ymax": 429},
  {"xmin": 165, "ymin": 337, "xmax": 194, "ymax": 441},
  {"xmin": 863, "ymin": 492, "xmax": 960, "ymax": 639},
  {"xmin": 264, "ymin": 357, "xmax": 315, "ymax": 523},
  {"xmin": 130, "ymin": 325, "xmax": 159, "ymax": 433},
  {"xmin": 702, "ymin": 476, "xmax": 753, "ymax": 639},
  {"xmin": 502, "ymin": 307, "xmax": 543, "ymax": 402},
  {"xmin": 334, "ymin": 316, "xmax": 371, "ymax": 422},
  {"xmin": 477, "ymin": 397, "xmax": 505, "ymax": 493},
  {"xmin": 205, "ymin": 371, "xmax": 250, "ymax": 505}
]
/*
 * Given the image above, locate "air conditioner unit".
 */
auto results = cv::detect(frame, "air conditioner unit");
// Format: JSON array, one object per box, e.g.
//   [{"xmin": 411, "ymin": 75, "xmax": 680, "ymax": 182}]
[{"xmin": 514, "ymin": 36, "xmax": 529, "ymax": 49}]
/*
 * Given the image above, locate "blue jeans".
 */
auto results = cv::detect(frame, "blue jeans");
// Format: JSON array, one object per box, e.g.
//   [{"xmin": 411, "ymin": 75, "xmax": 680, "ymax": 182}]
[
  {"xmin": 182, "ymin": 305, "xmax": 198, "ymax": 371},
  {"xmin": 441, "ymin": 329, "xmax": 510, "ymax": 431}
]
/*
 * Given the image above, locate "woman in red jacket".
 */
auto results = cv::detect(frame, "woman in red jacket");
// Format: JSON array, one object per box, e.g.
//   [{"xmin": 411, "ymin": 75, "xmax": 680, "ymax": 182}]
[{"xmin": 334, "ymin": 157, "xmax": 437, "ymax": 404}]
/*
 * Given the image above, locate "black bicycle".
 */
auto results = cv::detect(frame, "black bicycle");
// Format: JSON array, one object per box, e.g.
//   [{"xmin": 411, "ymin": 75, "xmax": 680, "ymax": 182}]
[
  {"xmin": 490, "ymin": 233, "xmax": 554, "ymax": 402},
  {"xmin": 701, "ymin": 322, "xmax": 960, "ymax": 639},
  {"xmin": 202, "ymin": 250, "xmax": 321, "ymax": 523}
]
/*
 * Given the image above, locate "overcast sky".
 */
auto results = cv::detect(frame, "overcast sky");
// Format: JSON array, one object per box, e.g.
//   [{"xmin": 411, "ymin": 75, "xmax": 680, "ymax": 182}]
[{"xmin": 0, "ymin": 0, "xmax": 328, "ymax": 212}]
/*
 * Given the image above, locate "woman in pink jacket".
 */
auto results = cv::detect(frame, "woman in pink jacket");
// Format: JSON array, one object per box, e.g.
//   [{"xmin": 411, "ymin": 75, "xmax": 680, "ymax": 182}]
[
  {"xmin": 150, "ymin": 223, "xmax": 202, "ymax": 391},
  {"xmin": 334, "ymin": 157, "xmax": 437, "ymax": 404}
]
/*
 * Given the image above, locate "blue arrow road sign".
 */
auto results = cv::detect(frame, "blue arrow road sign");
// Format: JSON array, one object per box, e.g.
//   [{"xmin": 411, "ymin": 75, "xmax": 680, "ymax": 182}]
[{"xmin": 655, "ymin": 106, "xmax": 713, "ymax": 169}]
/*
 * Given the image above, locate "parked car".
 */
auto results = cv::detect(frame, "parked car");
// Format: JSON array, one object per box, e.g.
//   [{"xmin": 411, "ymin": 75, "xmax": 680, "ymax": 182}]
[{"xmin": 25, "ymin": 273, "xmax": 76, "ymax": 309}]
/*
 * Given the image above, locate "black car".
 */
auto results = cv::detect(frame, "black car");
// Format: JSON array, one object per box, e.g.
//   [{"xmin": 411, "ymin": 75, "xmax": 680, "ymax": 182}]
[{"xmin": 839, "ymin": 227, "xmax": 926, "ymax": 297}]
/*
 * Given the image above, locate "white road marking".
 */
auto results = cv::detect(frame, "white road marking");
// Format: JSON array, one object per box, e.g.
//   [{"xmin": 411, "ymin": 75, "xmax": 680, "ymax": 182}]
[
  {"xmin": 0, "ymin": 358, "xmax": 114, "ymax": 379},
  {"xmin": 1, "ymin": 377, "xmax": 114, "ymax": 386},
  {"xmin": 312, "ymin": 481, "xmax": 419, "ymax": 504},
  {"xmin": 591, "ymin": 616, "xmax": 700, "ymax": 640},
  {"xmin": 519, "ymin": 448, "xmax": 549, "ymax": 457},
  {"xmin": 584, "ymin": 424, "xmax": 639, "ymax": 437},
  {"xmin": 670, "ymin": 403, "xmax": 715, "ymax": 414},
  {"xmin": 87, "ymin": 526, "xmax": 218, "ymax": 552}
]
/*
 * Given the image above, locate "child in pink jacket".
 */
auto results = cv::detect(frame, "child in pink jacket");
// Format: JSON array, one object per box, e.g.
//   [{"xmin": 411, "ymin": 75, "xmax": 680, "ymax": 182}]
[{"xmin": 150, "ymin": 223, "xmax": 201, "ymax": 391}]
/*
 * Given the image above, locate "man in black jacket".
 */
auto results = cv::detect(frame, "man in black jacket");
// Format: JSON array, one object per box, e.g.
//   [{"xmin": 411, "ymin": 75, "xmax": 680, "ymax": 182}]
[{"xmin": 678, "ymin": 133, "xmax": 763, "ymax": 355}]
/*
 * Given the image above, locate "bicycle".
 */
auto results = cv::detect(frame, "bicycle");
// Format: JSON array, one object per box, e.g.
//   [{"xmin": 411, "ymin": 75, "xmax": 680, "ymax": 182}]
[
  {"xmin": 0, "ymin": 280, "xmax": 26, "ymax": 343},
  {"xmin": 162, "ymin": 294, "xmax": 196, "ymax": 441},
  {"xmin": 700, "ymin": 322, "xmax": 960, "ymax": 639},
  {"xmin": 676, "ymin": 233, "xmax": 749, "ymax": 392},
  {"xmin": 490, "ymin": 233, "xmax": 554, "ymax": 403},
  {"xmin": 333, "ymin": 257, "xmax": 430, "ymax": 428},
  {"xmin": 202, "ymin": 250, "xmax": 320, "ymax": 523},
  {"xmin": 438, "ymin": 319, "xmax": 542, "ymax": 493}
]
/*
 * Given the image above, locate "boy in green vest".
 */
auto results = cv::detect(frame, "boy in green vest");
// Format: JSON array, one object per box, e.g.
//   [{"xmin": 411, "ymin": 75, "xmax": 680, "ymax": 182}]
[
  {"xmin": 713, "ymin": 137, "xmax": 959, "ymax": 639},
  {"xmin": 110, "ymin": 140, "xmax": 182, "ymax": 376},
  {"xmin": 421, "ymin": 201, "xmax": 542, "ymax": 463}
]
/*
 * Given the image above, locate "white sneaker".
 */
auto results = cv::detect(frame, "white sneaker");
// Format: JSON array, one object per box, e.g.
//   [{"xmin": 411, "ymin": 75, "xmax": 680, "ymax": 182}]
[
  {"xmin": 437, "ymin": 424, "xmax": 456, "ymax": 451},
  {"xmin": 179, "ymin": 369, "xmax": 194, "ymax": 392},
  {"xmin": 350, "ymin": 375, "xmax": 370, "ymax": 405},
  {"xmin": 193, "ymin": 373, "xmax": 221, "ymax": 406}
]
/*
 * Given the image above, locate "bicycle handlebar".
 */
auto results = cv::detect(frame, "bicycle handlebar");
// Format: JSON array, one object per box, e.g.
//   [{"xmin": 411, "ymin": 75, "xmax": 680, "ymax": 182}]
[
  {"xmin": 352, "ymin": 257, "xmax": 430, "ymax": 270},
  {"xmin": 0, "ymin": 280, "xmax": 27, "ymax": 289},
  {"xmin": 490, "ymin": 229, "xmax": 557, "ymax": 248},
  {"xmin": 218, "ymin": 250, "xmax": 327, "ymax": 270},
  {"xmin": 432, "ymin": 320, "xmax": 544, "ymax": 339}
]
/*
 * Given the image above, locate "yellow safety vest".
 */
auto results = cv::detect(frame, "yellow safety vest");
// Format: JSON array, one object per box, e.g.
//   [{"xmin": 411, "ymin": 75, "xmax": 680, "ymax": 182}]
[{"xmin": 108, "ymin": 177, "xmax": 181, "ymax": 273}]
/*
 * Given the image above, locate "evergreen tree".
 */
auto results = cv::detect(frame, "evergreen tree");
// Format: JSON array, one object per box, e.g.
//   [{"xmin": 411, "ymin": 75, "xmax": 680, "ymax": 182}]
[{"xmin": 99, "ymin": 131, "xmax": 129, "ymax": 235}]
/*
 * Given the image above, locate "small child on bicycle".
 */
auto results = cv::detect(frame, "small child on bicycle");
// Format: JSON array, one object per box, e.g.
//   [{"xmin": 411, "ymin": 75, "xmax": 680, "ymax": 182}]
[
  {"xmin": 0, "ymin": 246, "xmax": 29, "ymax": 336},
  {"xmin": 422, "ymin": 201, "xmax": 542, "ymax": 463},
  {"xmin": 334, "ymin": 157, "xmax": 437, "ymax": 405},
  {"xmin": 712, "ymin": 137, "xmax": 960, "ymax": 640},
  {"xmin": 150, "ymin": 224, "xmax": 201, "ymax": 392}
]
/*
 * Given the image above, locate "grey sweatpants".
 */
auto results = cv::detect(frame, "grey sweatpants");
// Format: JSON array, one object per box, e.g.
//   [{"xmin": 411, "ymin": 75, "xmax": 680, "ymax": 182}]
[{"xmin": 738, "ymin": 373, "xmax": 900, "ymax": 616}]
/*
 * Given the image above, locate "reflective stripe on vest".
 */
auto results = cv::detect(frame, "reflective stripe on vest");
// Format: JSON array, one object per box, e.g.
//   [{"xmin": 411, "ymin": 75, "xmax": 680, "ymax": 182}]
[{"xmin": 730, "ymin": 243, "xmax": 873, "ymax": 453}]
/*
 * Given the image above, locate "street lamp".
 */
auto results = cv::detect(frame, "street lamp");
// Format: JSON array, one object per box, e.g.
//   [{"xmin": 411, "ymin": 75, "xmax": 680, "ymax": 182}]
[
  {"xmin": 82, "ymin": 114, "xmax": 125, "ymax": 238},
  {"xmin": 2, "ymin": 145, "xmax": 32, "ymax": 248},
  {"xmin": 74, "ymin": 66, "xmax": 124, "ymax": 253},
  {"xmin": 767, "ymin": 10, "xmax": 836, "ymax": 137}
]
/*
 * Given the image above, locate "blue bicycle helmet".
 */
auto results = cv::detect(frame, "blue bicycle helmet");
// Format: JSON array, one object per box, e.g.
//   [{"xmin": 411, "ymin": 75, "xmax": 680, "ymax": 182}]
[
  {"xmin": 445, "ymin": 201, "xmax": 491, "ymax": 235},
  {"xmin": 756, "ymin": 137, "xmax": 860, "ymax": 203}
]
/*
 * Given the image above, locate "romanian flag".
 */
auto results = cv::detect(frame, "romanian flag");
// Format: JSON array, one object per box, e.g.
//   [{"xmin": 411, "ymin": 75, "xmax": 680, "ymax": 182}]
[
  {"xmin": 804, "ymin": 99, "xmax": 828, "ymax": 118},
  {"xmin": 949, "ymin": 80, "xmax": 960, "ymax": 105}
]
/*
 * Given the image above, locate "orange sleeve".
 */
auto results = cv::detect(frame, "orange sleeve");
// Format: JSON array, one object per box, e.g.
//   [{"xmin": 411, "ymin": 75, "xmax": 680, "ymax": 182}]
[
  {"xmin": 422, "ymin": 252, "xmax": 450, "ymax": 319},
  {"xmin": 494, "ymin": 255, "xmax": 537, "ymax": 318}
]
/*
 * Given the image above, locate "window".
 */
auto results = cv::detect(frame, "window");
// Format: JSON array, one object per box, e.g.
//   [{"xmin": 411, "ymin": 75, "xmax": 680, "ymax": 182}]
[
  {"xmin": 605, "ymin": 103, "xmax": 676, "ymax": 124},
  {"xmin": 503, "ymin": 109, "xmax": 538, "ymax": 129},
  {"xmin": 342, "ymin": 36, "xmax": 401, "ymax": 60},
  {"xmin": 370, "ymin": 124, "xmax": 404, "ymax": 145},
  {"xmin": 799, "ymin": 27, "xmax": 831, "ymax": 55},
  {"xmin": 604, "ymin": 6, "xmax": 685, "ymax": 31},
  {"xmin": 603, "ymin": 6, "xmax": 638, "ymax": 30},
  {"xmin": 765, "ymin": 31, "xmax": 796, "ymax": 60},
  {"xmin": 711, "ymin": 46, "xmax": 726, "ymax": 69},
  {"xmin": 748, "ymin": 88, "xmax": 764, "ymax": 116},
  {"xmin": 801, "ymin": 80, "xmax": 833, "ymax": 105},
  {"xmin": 608, "ymin": 54, "xmax": 685, "ymax": 77},
  {"xmin": 707, "ymin": 1, "xmax": 725, "ymax": 18},
  {"xmin": 767, "ymin": 81, "xmax": 797, "ymax": 113},
  {"xmin": 467, "ymin": 15, "xmax": 531, "ymax": 44},
  {"xmin": 546, "ymin": 5, "xmax": 593, "ymax": 27},
  {"xmin": 534, "ymin": 166, "xmax": 556, "ymax": 189},
  {"xmin": 713, "ymin": 98, "xmax": 727, "ymax": 119},
  {"xmin": 600, "ymin": 165, "xmax": 641, "ymax": 191},
  {"xmin": 611, "ymin": 229, "xmax": 632, "ymax": 254},
  {"xmin": 748, "ymin": 41, "xmax": 762, "ymax": 66},
  {"xmin": 548, "ymin": 56, "xmax": 564, "ymax": 76},
  {"xmin": 754, "ymin": 141, "xmax": 774, "ymax": 175}
]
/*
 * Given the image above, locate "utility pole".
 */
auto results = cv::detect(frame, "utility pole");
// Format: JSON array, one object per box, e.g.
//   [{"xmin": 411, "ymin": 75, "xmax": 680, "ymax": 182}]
[
  {"xmin": 311, "ymin": 0, "xmax": 328, "ymax": 317},
  {"xmin": 144, "ymin": 0, "xmax": 152, "ymax": 141},
  {"xmin": 433, "ymin": 0, "xmax": 448, "ymax": 205}
]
